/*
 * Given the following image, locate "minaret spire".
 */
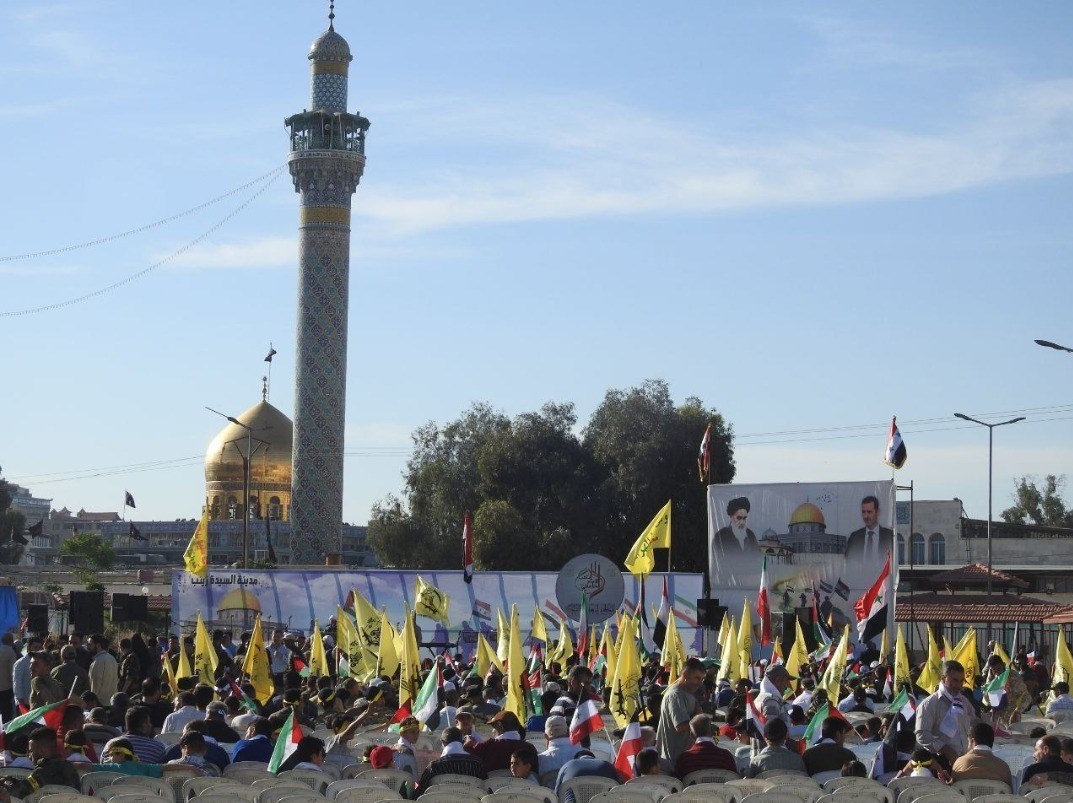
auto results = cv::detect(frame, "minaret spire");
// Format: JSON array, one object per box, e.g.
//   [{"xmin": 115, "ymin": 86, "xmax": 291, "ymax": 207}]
[{"xmin": 328, "ymin": 0, "xmax": 336, "ymax": 31}]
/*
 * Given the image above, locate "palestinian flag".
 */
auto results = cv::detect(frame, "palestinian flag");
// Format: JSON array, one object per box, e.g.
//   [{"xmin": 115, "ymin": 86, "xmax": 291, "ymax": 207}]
[
  {"xmin": 526, "ymin": 652, "xmax": 544, "ymax": 715},
  {"xmin": 652, "ymin": 578, "xmax": 670, "ymax": 650},
  {"xmin": 758, "ymin": 556, "xmax": 772, "ymax": 647},
  {"xmin": 228, "ymin": 678, "xmax": 258, "ymax": 713},
  {"xmin": 293, "ymin": 656, "xmax": 309, "ymax": 678},
  {"xmin": 267, "ymin": 709, "xmax": 302, "ymax": 773},
  {"xmin": 569, "ymin": 696, "xmax": 603, "ymax": 745},
  {"xmin": 800, "ymin": 702, "xmax": 848, "ymax": 750},
  {"xmin": 744, "ymin": 690, "xmax": 767, "ymax": 740},
  {"xmin": 614, "ymin": 721, "xmax": 644, "ymax": 781},
  {"xmin": 413, "ymin": 661, "xmax": 442, "ymax": 729},
  {"xmin": 0, "ymin": 700, "xmax": 67, "ymax": 749},
  {"xmin": 984, "ymin": 666, "xmax": 1010, "ymax": 707},
  {"xmin": 886, "ymin": 688, "xmax": 916, "ymax": 722},
  {"xmin": 854, "ymin": 554, "xmax": 891, "ymax": 644}
]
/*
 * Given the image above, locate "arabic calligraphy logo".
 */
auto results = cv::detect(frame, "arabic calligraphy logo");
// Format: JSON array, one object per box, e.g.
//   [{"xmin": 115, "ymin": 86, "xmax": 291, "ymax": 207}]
[{"xmin": 574, "ymin": 562, "xmax": 606, "ymax": 599}]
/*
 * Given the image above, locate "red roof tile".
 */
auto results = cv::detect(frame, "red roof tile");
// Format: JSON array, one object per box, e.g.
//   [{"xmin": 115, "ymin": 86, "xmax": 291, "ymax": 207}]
[
  {"xmin": 928, "ymin": 563, "xmax": 1029, "ymax": 588},
  {"xmin": 896, "ymin": 593, "xmax": 1070, "ymax": 623}
]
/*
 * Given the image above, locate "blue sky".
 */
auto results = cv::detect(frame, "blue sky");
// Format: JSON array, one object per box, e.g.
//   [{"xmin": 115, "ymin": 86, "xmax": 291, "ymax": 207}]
[{"xmin": 3, "ymin": 1, "xmax": 1073, "ymax": 528}]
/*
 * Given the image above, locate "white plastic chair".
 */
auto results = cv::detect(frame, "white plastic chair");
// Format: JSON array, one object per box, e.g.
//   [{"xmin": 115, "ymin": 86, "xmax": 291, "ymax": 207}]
[
  {"xmin": 662, "ymin": 789, "xmax": 739, "ymax": 803},
  {"xmin": 830, "ymin": 786, "xmax": 890, "ymax": 803},
  {"xmin": 258, "ymin": 785, "xmax": 320, "ymax": 803},
  {"xmin": 36, "ymin": 795, "xmax": 99, "ymax": 803},
  {"xmin": 429, "ymin": 774, "xmax": 488, "ymax": 789},
  {"xmin": 485, "ymin": 787, "xmax": 556, "ymax": 803},
  {"xmin": 822, "ymin": 779, "xmax": 877, "ymax": 793},
  {"xmin": 1023, "ymin": 788, "xmax": 1073, "ymax": 803},
  {"xmin": 278, "ymin": 769, "xmax": 331, "ymax": 794},
  {"xmin": 949, "ymin": 779, "xmax": 1011, "ymax": 801},
  {"xmin": 26, "ymin": 788, "xmax": 86, "ymax": 803},
  {"xmin": 80, "ymin": 772, "xmax": 126, "ymax": 797},
  {"xmin": 586, "ymin": 791, "xmax": 653, "ymax": 803},
  {"xmin": 737, "ymin": 793, "xmax": 816, "ymax": 803},
  {"xmin": 902, "ymin": 793, "xmax": 965, "ymax": 803},
  {"xmin": 682, "ymin": 769, "xmax": 741, "ymax": 786},
  {"xmin": 226, "ymin": 768, "xmax": 277, "ymax": 784},
  {"xmin": 556, "ymin": 776, "xmax": 618, "ymax": 803},
  {"xmin": 973, "ymin": 796, "xmax": 1032, "ymax": 803},
  {"xmin": 326, "ymin": 780, "xmax": 402, "ymax": 800},
  {"xmin": 335, "ymin": 787, "xmax": 403, "ymax": 803},
  {"xmin": 419, "ymin": 788, "xmax": 485, "ymax": 803},
  {"xmin": 726, "ymin": 781, "xmax": 775, "ymax": 799},
  {"xmin": 111, "ymin": 776, "xmax": 175, "ymax": 803},
  {"xmin": 182, "ymin": 777, "xmax": 242, "ymax": 799},
  {"xmin": 625, "ymin": 777, "xmax": 682, "ymax": 794}
]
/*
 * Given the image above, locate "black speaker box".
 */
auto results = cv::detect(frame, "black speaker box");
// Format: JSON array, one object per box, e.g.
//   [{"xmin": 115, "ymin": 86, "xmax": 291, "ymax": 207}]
[
  {"xmin": 111, "ymin": 592, "xmax": 130, "ymax": 621},
  {"xmin": 26, "ymin": 603, "xmax": 48, "ymax": 633},
  {"xmin": 696, "ymin": 598, "xmax": 727, "ymax": 630},
  {"xmin": 126, "ymin": 595, "xmax": 148, "ymax": 621},
  {"xmin": 69, "ymin": 591, "xmax": 105, "ymax": 633}
]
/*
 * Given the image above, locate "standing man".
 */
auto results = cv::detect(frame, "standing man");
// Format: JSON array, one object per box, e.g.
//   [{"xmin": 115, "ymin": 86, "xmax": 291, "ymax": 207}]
[
  {"xmin": 28, "ymin": 652, "xmax": 65, "ymax": 708},
  {"xmin": 0, "ymin": 633, "xmax": 16, "ymax": 721},
  {"xmin": 12, "ymin": 636, "xmax": 42, "ymax": 714},
  {"xmin": 845, "ymin": 496, "xmax": 895, "ymax": 563},
  {"xmin": 916, "ymin": 660, "xmax": 975, "ymax": 771},
  {"xmin": 88, "ymin": 634, "xmax": 119, "ymax": 705},
  {"xmin": 51, "ymin": 646, "xmax": 90, "ymax": 698},
  {"xmin": 267, "ymin": 628, "xmax": 290, "ymax": 690},
  {"xmin": 656, "ymin": 657, "xmax": 706, "ymax": 766}
]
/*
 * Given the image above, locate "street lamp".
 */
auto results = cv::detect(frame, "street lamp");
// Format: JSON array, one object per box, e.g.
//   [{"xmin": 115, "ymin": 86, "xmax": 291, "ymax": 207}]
[
  {"xmin": 1034, "ymin": 339, "xmax": 1073, "ymax": 353},
  {"xmin": 953, "ymin": 412, "xmax": 1026, "ymax": 602},
  {"xmin": 206, "ymin": 406, "xmax": 271, "ymax": 568}
]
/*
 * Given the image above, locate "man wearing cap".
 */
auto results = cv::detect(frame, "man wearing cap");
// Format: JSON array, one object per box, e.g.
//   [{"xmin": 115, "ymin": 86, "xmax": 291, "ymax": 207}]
[
  {"xmin": 0, "ymin": 728, "xmax": 80, "ymax": 800},
  {"xmin": 416, "ymin": 726, "xmax": 487, "ymax": 792},
  {"xmin": 467, "ymin": 710, "xmax": 527, "ymax": 773},
  {"xmin": 538, "ymin": 715, "xmax": 587, "ymax": 778},
  {"xmin": 393, "ymin": 716, "xmax": 422, "ymax": 778},
  {"xmin": 455, "ymin": 709, "xmax": 482, "ymax": 744},
  {"xmin": 754, "ymin": 664, "xmax": 793, "ymax": 725}
]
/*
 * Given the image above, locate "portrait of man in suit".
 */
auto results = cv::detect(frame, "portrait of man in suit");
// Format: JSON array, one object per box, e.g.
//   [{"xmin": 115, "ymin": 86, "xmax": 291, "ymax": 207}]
[
  {"xmin": 844, "ymin": 495, "xmax": 894, "ymax": 563},
  {"xmin": 714, "ymin": 496, "xmax": 759, "ymax": 557}
]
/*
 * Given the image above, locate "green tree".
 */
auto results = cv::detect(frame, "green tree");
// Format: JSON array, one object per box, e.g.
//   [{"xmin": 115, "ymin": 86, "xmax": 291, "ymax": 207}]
[
  {"xmin": 0, "ymin": 465, "xmax": 27, "ymax": 566},
  {"xmin": 61, "ymin": 531, "xmax": 115, "ymax": 588},
  {"xmin": 1002, "ymin": 474, "xmax": 1073, "ymax": 527}
]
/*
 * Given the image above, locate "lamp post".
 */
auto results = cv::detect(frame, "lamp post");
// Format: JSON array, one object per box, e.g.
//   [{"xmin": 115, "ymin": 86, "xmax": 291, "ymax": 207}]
[
  {"xmin": 953, "ymin": 412, "xmax": 1026, "ymax": 603},
  {"xmin": 206, "ymin": 406, "xmax": 271, "ymax": 568},
  {"xmin": 1034, "ymin": 339, "xmax": 1073, "ymax": 354}
]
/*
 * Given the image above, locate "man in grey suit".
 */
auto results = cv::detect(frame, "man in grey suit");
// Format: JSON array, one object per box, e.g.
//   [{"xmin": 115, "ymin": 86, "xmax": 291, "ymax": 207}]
[{"xmin": 844, "ymin": 495, "xmax": 894, "ymax": 563}]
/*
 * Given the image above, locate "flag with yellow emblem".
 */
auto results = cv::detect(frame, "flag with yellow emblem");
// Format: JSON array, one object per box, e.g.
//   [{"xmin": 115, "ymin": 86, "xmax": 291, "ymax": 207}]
[
  {"xmin": 608, "ymin": 616, "xmax": 642, "ymax": 727},
  {"xmin": 414, "ymin": 576, "xmax": 451, "ymax": 625},
  {"xmin": 398, "ymin": 606, "xmax": 422, "ymax": 710},
  {"xmin": 242, "ymin": 615, "xmax": 274, "ymax": 704},
  {"xmin": 193, "ymin": 612, "xmax": 218, "ymax": 685},
  {"xmin": 504, "ymin": 604, "xmax": 526, "ymax": 718},
  {"xmin": 309, "ymin": 620, "xmax": 329, "ymax": 678},
  {"xmin": 183, "ymin": 509, "xmax": 209, "ymax": 578},
  {"xmin": 375, "ymin": 609, "xmax": 399, "ymax": 680},
  {"xmin": 624, "ymin": 500, "xmax": 672, "ymax": 577}
]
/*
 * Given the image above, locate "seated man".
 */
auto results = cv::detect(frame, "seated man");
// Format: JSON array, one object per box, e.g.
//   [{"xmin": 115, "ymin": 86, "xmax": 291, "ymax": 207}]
[
  {"xmin": 509, "ymin": 743, "xmax": 540, "ymax": 784},
  {"xmin": 636, "ymin": 749, "xmax": 662, "ymax": 777},
  {"xmin": 538, "ymin": 715, "xmax": 587, "ymax": 778},
  {"xmin": 161, "ymin": 721, "xmax": 231, "ymax": 771},
  {"xmin": 167, "ymin": 732, "xmax": 220, "ymax": 777},
  {"xmin": 231, "ymin": 717, "xmax": 274, "ymax": 764},
  {"xmin": 674, "ymin": 714, "xmax": 737, "ymax": 779},
  {"xmin": 1023, "ymin": 735, "xmax": 1073, "ymax": 786},
  {"xmin": 950, "ymin": 722, "xmax": 1012, "ymax": 787},
  {"xmin": 802, "ymin": 716, "xmax": 857, "ymax": 777},
  {"xmin": 0, "ymin": 728, "xmax": 80, "ymax": 800},
  {"xmin": 416, "ymin": 727, "xmax": 487, "ymax": 793},
  {"xmin": 555, "ymin": 752, "xmax": 620, "ymax": 803},
  {"xmin": 748, "ymin": 718, "xmax": 806, "ymax": 778},
  {"xmin": 122, "ymin": 706, "xmax": 167, "ymax": 763},
  {"xmin": 1047, "ymin": 683, "xmax": 1073, "ymax": 717}
]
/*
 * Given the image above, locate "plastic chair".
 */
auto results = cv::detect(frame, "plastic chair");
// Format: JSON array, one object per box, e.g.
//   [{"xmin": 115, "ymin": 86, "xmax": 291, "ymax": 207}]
[
  {"xmin": 334, "ymin": 786, "xmax": 403, "ymax": 803},
  {"xmin": 682, "ymin": 770, "xmax": 741, "ymax": 786},
  {"xmin": 586, "ymin": 791, "xmax": 653, "ymax": 803},
  {"xmin": 351, "ymin": 769, "xmax": 413, "ymax": 797},
  {"xmin": 111, "ymin": 775, "xmax": 175, "ymax": 802},
  {"xmin": 418, "ymin": 789, "xmax": 485, "ymax": 803},
  {"xmin": 26, "ymin": 788, "xmax": 85, "ymax": 803},
  {"xmin": 487, "ymin": 779, "xmax": 544, "ymax": 793},
  {"xmin": 811, "ymin": 773, "xmax": 844, "ymax": 787},
  {"xmin": 258, "ymin": 785, "xmax": 320, "ymax": 803},
  {"xmin": 227, "ymin": 768, "xmax": 278, "ymax": 784},
  {"xmin": 485, "ymin": 787, "xmax": 556, "ymax": 803},
  {"xmin": 230, "ymin": 762, "xmax": 275, "ymax": 774},
  {"xmin": 1023, "ymin": 788, "xmax": 1073, "ymax": 803},
  {"xmin": 973, "ymin": 796, "xmax": 1032, "ymax": 803},
  {"xmin": 181, "ymin": 777, "xmax": 239, "ymax": 799},
  {"xmin": 625, "ymin": 777, "xmax": 682, "ymax": 794},
  {"xmin": 36, "ymin": 795, "xmax": 99, "ymax": 803},
  {"xmin": 198, "ymin": 795, "xmax": 265, "ymax": 803},
  {"xmin": 278, "ymin": 770, "xmax": 331, "ymax": 794},
  {"xmin": 662, "ymin": 789, "xmax": 739, "ymax": 803},
  {"xmin": 430, "ymin": 774, "xmax": 488, "ymax": 789},
  {"xmin": 155, "ymin": 732, "xmax": 184, "ymax": 747},
  {"xmin": 341, "ymin": 765, "xmax": 369, "ymax": 780},
  {"xmin": 757, "ymin": 772, "xmax": 811, "ymax": 781},
  {"xmin": 108, "ymin": 795, "xmax": 169, "ymax": 803},
  {"xmin": 2, "ymin": 769, "xmax": 33, "ymax": 781},
  {"xmin": 327, "ymin": 780, "xmax": 400, "ymax": 800},
  {"xmin": 830, "ymin": 786, "xmax": 890, "ymax": 803},
  {"xmin": 736, "ymin": 793, "xmax": 810, "ymax": 803},
  {"xmin": 274, "ymin": 796, "xmax": 325, "ymax": 803},
  {"xmin": 901, "ymin": 793, "xmax": 965, "ymax": 803},
  {"xmin": 556, "ymin": 776, "xmax": 618, "ymax": 803},
  {"xmin": 81, "ymin": 772, "xmax": 127, "ymax": 797},
  {"xmin": 949, "ymin": 780, "xmax": 1011, "ymax": 801},
  {"xmin": 725, "ymin": 781, "xmax": 775, "ymax": 799},
  {"xmin": 887, "ymin": 778, "xmax": 943, "ymax": 801},
  {"xmin": 822, "ymin": 779, "xmax": 876, "ymax": 793}
]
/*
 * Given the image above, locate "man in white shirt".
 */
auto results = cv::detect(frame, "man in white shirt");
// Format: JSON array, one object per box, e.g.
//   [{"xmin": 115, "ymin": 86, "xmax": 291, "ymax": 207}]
[
  {"xmin": 916, "ymin": 660, "xmax": 974, "ymax": 771},
  {"xmin": 266, "ymin": 629, "xmax": 290, "ymax": 687},
  {"xmin": 538, "ymin": 715, "xmax": 587, "ymax": 778},
  {"xmin": 1046, "ymin": 682, "xmax": 1073, "ymax": 717},
  {"xmin": 88, "ymin": 635, "xmax": 119, "ymax": 704},
  {"xmin": 11, "ymin": 637, "xmax": 41, "ymax": 714},
  {"xmin": 162, "ymin": 690, "xmax": 202, "ymax": 733}
]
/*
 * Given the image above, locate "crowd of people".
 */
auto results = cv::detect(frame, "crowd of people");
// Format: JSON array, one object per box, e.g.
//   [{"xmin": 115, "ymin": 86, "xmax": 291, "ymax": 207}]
[{"xmin": 0, "ymin": 620, "xmax": 1072, "ymax": 802}]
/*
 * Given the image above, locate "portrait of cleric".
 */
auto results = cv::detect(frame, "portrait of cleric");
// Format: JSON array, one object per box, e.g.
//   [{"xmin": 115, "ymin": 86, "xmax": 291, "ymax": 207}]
[{"xmin": 713, "ymin": 496, "xmax": 759, "ymax": 558}]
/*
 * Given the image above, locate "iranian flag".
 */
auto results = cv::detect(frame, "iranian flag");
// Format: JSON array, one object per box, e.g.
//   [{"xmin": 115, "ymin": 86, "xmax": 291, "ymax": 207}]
[
  {"xmin": 614, "ymin": 721, "xmax": 644, "ymax": 781},
  {"xmin": 569, "ymin": 696, "xmax": 603, "ymax": 745},
  {"xmin": 758, "ymin": 556, "xmax": 772, "ymax": 647},
  {"xmin": 0, "ymin": 700, "xmax": 67, "ymax": 749},
  {"xmin": 984, "ymin": 666, "xmax": 1010, "ymax": 707},
  {"xmin": 267, "ymin": 709, "xmax": 303, "ymax": 773},
  {"xmin": 854, "ymin": 554, "xmax": 892, "ymax": 644},
  {"xmin": 413, "ymin": 661, "xmax": 442, "ymax": 727}
]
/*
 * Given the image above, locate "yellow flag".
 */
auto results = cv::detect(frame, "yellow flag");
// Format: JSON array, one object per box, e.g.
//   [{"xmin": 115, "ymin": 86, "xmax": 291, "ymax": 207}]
[
  {"xmin": 624, "ymin": 500, "xmax": 672, "ymax": 577},
  {"xmin": 599, "ymin": 621, "xmax": 617, "ymax": 677},
  {"xmin": 917, "ymin": 627, "xmax": 941, "ymax": 694},
  {"xmin": 176, "ymin": 641, "xmax": 193, "ymax": 682},
  {"xmin": 717, "ymin": 612, "xmax": 730, "ymax": 651},
  {"xmin": 531, "ymin": 608, "xmax": 549, "ymax": 645},
  {"xmin": 588, "ymin": 625, "xmax": 600, "ymax": 668},
  {"xmin": 614, "ymin": 614, "xmax": 630, "ymax": 659},
  {"xmin": 496, "ymin": 608, "xmax": 511, "ymax": 663},
  {"xmin": 414, "ymin": 576, "xmax": 451, "ymax": 625},
  {"xmin": 183, "ymin": 509, "xmax": 209, "ymax": 578},
  {"xmin": 242, "ymin": 615, "xmax": 274, "ymax": 704},
  {"xmin": 663, "ymin": 610, "xmax": 685, "ymax": 681},
  {"xmin": 475, "ymin": 632, "xmax": 504, "ymax": 677},
  {"xmin": 335, "ymin": 606, "xmax": 359, "ymax": 678},
  {"xmin": 608, "ymin": 616, "xmax": 642, "ymax": 727},
  {"xmin": 309, "ymin": 620, "xmax": 329, "ymax": 678},
  {"xmin": 717, "ymin": 614, "xmax": 739, "ymax": 683},
  {"xmin": 737, "ymin": 600, "xmax": 753, "ymax": 680},
  {"xmin": 162, "ymin": 649, "xmax": 179, "ymax": 696},
  {"xmin": 879, "ymin": 627, "xmax": 890, "ymax": 666},
  {"xmin": 193, "ymin": 612, "xmax": 218, "ymax": 684},
  {"xmin": 375, "ymin": 609, "xmax": 399, "ymax": 680},
  {"xmin": 786, "ymin": 617, "xmax": 811, "ymax": 679},
  {"xmin": 951, "ymin": 627, "xmax": 979, "ymax": 689},
  {"xmin": 1054, "ymin": 627, "xmax": 1073, "ymax": 688},
  {"xmin": 894, "ymin": 627, "xmax": 911, "ymax": 692},
  {"xmin": 821, "ymin": 626, "xmax": 850, "ymax": 703},
  {"xmin": 991, "ymin": 641, "xmax": 1011, "ymax": 665},
  {"xmin": 350, "ymin": 589, "xmax": 382, "ymax": 677},
  {"xmin": 504, "ymin": 604, "xmax": 526, "ymax": 718},
  {"xmin": 398, "ymin": 606, "xmax": 422, "ymax": 709},
  {"xmin": 551, "ymin": 618, "xmax": 574, "ymax": 669}
]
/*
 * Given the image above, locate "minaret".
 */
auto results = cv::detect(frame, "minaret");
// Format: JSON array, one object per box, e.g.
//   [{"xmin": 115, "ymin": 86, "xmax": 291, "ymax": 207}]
[{"xmin": 284, "ymin": 4, "xmax": 370, "ymax": 563}]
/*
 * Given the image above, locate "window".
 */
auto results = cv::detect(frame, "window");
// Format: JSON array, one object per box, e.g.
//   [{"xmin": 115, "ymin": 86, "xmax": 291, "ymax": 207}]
[
  {"xmin": 269, "ymin": 496, "xmax": 282, "ymax": 521},
  {"xmin": 227, "ymin": 496, "xmax": 238, "ymax": 520},
  {"xmin": 929, "ymin": 533, "xmax": 946, "ymax": 565},
  {"xmin": 897, "ymin": 534, "xmax": 905, "ymax": 565},
  {"xmin": 911, "ymin": 533, "xmax": 925, "ymax": 565}
]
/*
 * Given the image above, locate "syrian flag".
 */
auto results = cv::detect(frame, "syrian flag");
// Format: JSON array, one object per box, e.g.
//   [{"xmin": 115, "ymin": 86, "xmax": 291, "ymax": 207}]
[
  {"xmin": 462, "ymin": 511, "xmax": 474, "ymax": 584},
  {"xmin": 569, "ymin": 696, "xmax": 604, "ymax": 745},
  {"xmin": 758, "ymin": 556, "xmax": 772, "ymax": 647},
  {"xmin": 267, "ymin": 709, "xmax": 303, "ymax": 773},
  {"xmin": 984, "ymin": 666, "xmax": 1010, "ymax": 707},
  {"xmin": 854, "ymin": 554, "xmax": 892, "ymax": 644},
  {"xmin": 886, "ymin": 688, "xmax": 917, "ymax": 722},
  {"xmin": 697, "ymin": 423, "xmax": 712, "ymax": 483},
  {"xmin": 0, "ymin": 700, "xmax": 68, "ymax": 749},
  {"xmin": 884, "ymin": 417, "xmax": 907, "ymax": 470},
  {"xmin": 652, "ymin": 578, "xmax": 670, "ymax": 650},
  {"xmin": 414, "ymin": 661, "xmax": 442, "ymax": 729},
  {"xmin": 744, "ymin": 690, "xmax": 768, "ymax": 740},
  {"xmin": 614, "ymin": 721, "xmax": 644, "ymax": 781}
]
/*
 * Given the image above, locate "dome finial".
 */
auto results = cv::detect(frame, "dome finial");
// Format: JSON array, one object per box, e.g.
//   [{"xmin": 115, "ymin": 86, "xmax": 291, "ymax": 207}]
[
  {"xmin": 262, "ymin": 376, "xmax": 269, "ymax": 402},
  {"xmin": 328, "ymin": 0, "xmax": 336, "ymax": 31}
]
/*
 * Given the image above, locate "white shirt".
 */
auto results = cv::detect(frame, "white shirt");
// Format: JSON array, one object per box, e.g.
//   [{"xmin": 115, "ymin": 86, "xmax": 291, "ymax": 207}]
[
  {"xmin": 162, "ymin": 705, "xmax": 203, "ymax": 733},
  {"xmin": 1047, "ymin": 694, "xmax": 1073, "ymax": 715}
]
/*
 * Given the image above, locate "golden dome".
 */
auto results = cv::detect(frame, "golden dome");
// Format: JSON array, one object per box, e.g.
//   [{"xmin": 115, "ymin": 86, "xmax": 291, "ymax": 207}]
[
  {"xmin": 789, "ymin": 502, "xmax": 825, "ymax": 526},
  {"xmin": 217, "ymin": 588, "xmax": 262, "ymax": 613},
  {"xmin": 205, "ymin": 400, "xmax": 293, "ymax": 522}
]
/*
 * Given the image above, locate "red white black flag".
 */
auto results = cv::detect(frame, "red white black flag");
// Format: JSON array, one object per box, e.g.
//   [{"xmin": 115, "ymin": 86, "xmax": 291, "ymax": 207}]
[
  {"xmin": 853, "ymin": 553, "xmax": 892, "ymax": 644},
  {"xmin": 884, "ymin": 417, "xmax": 907, "ymax": 469},
  {"xmin": 462, "ymin": 511, "xmax": 474, "ymax": 584}
]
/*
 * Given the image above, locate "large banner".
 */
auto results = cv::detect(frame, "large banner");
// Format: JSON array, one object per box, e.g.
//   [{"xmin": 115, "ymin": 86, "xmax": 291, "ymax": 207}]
[
  {"xmin": 172, "ymin": 569, "xmax": 704, "ymax": 656},
  {"xmin": 708, "ymin": 480, "xmax": 897, "ymax": 644}
]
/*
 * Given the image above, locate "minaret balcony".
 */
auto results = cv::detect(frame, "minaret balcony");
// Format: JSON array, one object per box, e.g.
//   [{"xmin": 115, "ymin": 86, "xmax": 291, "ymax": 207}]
[{"xmin": 285, "ymin": 110, "xmax": 369, "ymax": 155}]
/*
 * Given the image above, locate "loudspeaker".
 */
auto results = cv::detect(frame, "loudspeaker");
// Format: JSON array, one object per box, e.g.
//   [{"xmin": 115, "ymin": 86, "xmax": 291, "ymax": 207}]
[
  {"xmin": 696, "ymin": 598, "xmax": 726, "ymax": 630},
  {"xmin": 26, "ymin": 604, "xmax": 48, "ymax": 633},
  {"xmin": 69, "ymin": 591, "xmax": 105, "ymax": 633},
  {"xmin": 111, "ymin": 593, "xmax": 130, "ymax": 621},
  {"xmin": 126, "ymin": 595, "xmax": 148, "ymax": 621}
]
